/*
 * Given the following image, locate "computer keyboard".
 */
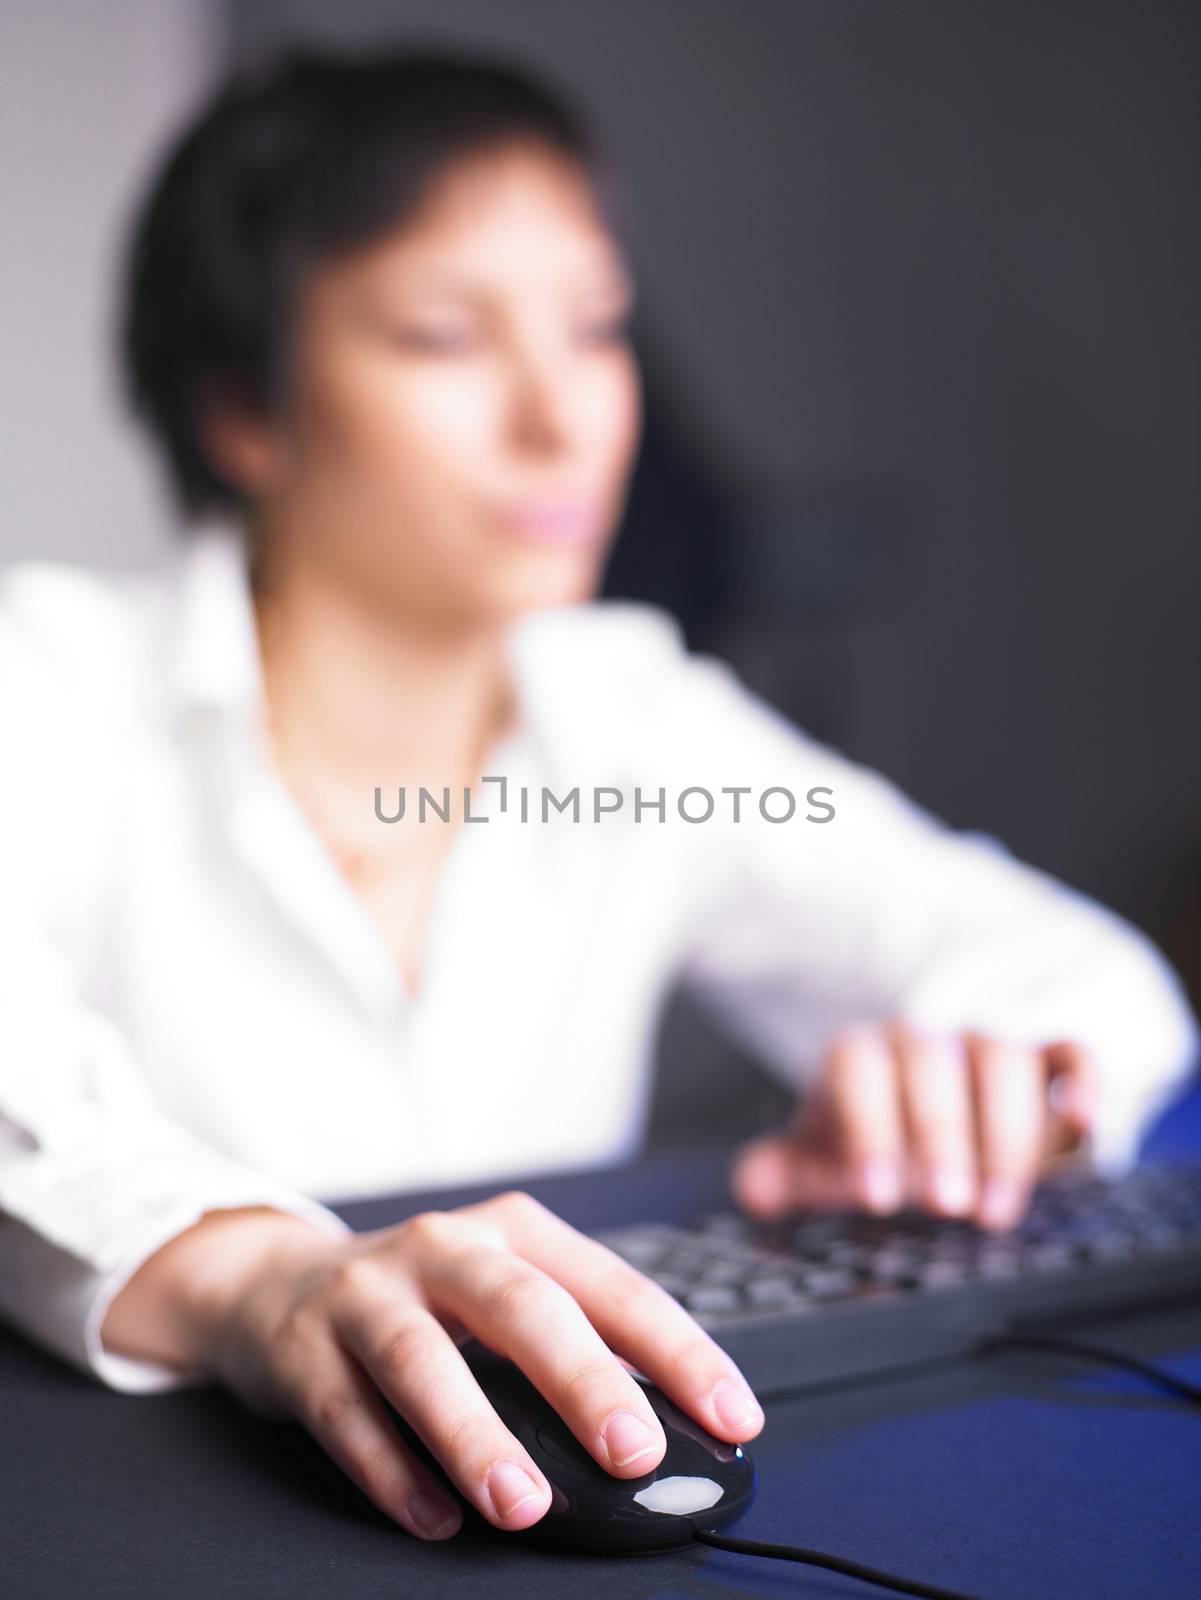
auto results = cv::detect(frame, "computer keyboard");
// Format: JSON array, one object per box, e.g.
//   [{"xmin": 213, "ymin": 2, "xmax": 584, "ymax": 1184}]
[{"xmin": 594, "ymin": 1160, "xmax": 1201, "ymax": 1394}]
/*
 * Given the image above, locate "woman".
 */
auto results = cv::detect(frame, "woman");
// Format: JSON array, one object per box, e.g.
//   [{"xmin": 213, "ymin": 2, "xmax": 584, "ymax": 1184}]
[{"xmin": 0, "ymin": 50, "xmax": 1194, "ymax": 1545}]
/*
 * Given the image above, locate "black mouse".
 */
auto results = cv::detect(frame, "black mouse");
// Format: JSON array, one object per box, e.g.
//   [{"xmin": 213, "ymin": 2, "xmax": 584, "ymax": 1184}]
[{"xmin": 461, "ymin": 1342, "xmax": 757, "ymax": 1554}]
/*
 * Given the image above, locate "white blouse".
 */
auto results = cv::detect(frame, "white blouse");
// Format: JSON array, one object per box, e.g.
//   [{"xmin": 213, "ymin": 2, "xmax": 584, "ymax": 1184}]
[{"xmin": 0, "ymin": 525, "xmax": 1195, "ymax": 1392}]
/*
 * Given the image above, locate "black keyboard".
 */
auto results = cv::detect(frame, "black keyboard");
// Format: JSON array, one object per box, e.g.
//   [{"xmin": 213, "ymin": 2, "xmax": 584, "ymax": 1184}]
[{"xmin": 594, "ymin": 1160, "xmax": 1201, "ymax": 1394}]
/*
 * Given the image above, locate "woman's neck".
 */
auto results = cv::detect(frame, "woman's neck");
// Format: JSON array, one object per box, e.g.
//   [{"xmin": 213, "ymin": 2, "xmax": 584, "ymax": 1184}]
[{"xmin": 251, "ymin": 550, "xmax": 515, "ymax": 795}]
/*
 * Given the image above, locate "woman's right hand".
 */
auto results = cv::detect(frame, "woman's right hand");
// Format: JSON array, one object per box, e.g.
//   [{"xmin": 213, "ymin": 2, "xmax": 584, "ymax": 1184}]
[{"xmin": 102, "ymin": 1190, "xmax": 764, "ymax": 1543}]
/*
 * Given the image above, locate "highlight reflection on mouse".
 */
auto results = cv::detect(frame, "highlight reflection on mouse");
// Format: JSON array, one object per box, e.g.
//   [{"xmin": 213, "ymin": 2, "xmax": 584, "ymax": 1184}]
[{"xmin": 4, "ymin": 17, "xmax": 1200, "ymax": 1600}]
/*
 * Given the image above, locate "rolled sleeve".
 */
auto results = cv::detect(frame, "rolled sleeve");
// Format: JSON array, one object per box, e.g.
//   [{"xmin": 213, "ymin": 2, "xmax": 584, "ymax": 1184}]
[
  {"xmin": 0, "ymin": 1173, "xmax": 349, "ymax": 1394},
  {"xmin": 0, "ymin": 930, "xmax": 351, "ymax": 1393}
]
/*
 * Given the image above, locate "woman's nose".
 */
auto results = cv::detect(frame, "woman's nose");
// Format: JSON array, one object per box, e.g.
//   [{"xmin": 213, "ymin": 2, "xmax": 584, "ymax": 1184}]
[{"xmin": 504, "ymin": 351, "xmax": 580, "ymax": 457}]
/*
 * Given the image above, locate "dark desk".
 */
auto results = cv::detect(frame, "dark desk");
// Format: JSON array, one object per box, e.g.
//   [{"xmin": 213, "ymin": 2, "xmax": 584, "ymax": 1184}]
[{"xmin": 6, "ymin": 1143, "xmax": 1201, "ymax": 1600}]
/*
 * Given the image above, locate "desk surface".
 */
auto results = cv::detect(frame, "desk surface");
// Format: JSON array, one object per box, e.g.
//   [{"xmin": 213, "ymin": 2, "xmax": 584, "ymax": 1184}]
[{"xmin": 6, "ymin": 1145, "xmax": 1201, "ymax": 1600}]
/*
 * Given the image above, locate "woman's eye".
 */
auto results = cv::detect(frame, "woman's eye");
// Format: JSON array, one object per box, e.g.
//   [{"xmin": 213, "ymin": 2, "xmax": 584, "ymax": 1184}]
[{"xmin": 389, "ymin": 326, "xmax": 476, "ymax": 353}]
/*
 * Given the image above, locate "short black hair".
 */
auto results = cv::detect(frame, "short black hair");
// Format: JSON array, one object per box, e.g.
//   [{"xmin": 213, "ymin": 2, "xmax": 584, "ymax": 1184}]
[{"xmin": 121, "ymin": 47, "xmax": 629, "ymax": 520}]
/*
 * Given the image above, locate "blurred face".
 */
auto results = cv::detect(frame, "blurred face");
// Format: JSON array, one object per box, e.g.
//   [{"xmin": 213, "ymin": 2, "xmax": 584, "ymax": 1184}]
[{"xmin": 222, "ymin": 140, "xmax": 642, "ymax": 628}]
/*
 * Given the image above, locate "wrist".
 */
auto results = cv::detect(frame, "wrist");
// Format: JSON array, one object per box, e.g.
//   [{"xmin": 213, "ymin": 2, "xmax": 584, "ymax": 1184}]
[
  {"xmin": 103, "ymin": 1206, "xmax": 341, "ymax": 1371},
  {"xmin": 188, "ymin": 1206, "xmax": 339, "ymax": 1331}
]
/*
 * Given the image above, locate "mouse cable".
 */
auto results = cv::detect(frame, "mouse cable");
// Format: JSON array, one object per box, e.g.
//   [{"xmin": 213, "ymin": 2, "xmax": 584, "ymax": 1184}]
[
  {"xmin": 691, "ymin": 1527, "xmax": 979, "ymax": 1600},
  {"xmin": 751, "ymin": 1331, "xmax": 1201, "ymax": 1411},
  {"xmin": 978, "ymin": 1331, "xmax": 1201, "ymax": 1406},
  {"xmin": 693, "ymin": 1336, "xmax": 1198, "ymax": 1600}
]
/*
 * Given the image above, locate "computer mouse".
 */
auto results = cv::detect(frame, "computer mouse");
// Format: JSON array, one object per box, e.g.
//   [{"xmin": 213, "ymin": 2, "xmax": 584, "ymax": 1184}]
[{"xmin": 461, "ymin": 1341, "xmax": 757, "ymax": 1554}]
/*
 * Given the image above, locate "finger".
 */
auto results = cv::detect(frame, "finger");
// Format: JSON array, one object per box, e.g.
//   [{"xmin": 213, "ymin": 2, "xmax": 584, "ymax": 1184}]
[
  {"xmin": 413, "ymin": 1211, "xmax": 669, "ymax": 1479},
  {"xmin": 730, "ymin": 1126, "xmax": 851, "ymax": 1218},
  {"xmin": 826, "ymin": 1024, "xmax": 906, "ymax": 1213},
  {"xmin": 969, "ymin": 1036, "xmax": 1047, "ymax": 1229},
  {"xmin": 894, "ymin": 1024, "xmax": 977, "ymax": 1217},
  {"xmin": 475, "ymin": 1190, "xmax": 765, "ymax": 1445},
  {"xmin": 279, "ymin": 1325, "xmax": 463, "ymax": 1541},
  {"xmin": 1044, "ymin": 1040, "xmax": 1098, "ymax": 1135},
  {"xmin": 331, "ymin": 1263, "xmax": 552, "ymax": 1532}
]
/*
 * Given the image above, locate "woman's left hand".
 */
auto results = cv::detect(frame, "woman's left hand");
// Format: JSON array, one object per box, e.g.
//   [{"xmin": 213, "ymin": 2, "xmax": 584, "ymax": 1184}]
[{"xmin": 731, "ymin": 1020, "xmax": 1097, "ymax": 1231}]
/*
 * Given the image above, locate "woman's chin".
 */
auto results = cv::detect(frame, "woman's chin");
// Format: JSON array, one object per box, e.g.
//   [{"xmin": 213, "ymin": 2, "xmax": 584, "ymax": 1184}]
[{"xmin": 488, "ymin": 548, "xmax": 606, "ymax": 617}]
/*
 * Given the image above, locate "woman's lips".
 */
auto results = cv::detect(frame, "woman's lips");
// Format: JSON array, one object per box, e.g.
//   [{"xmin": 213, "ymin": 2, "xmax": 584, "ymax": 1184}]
[{"xmin": 496, "ymin": 500, "xmax": 604, "ymax": 545}]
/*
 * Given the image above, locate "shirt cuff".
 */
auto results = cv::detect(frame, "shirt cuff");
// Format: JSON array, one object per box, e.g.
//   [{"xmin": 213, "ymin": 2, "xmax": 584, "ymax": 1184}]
[{"xmin": 0, "ymin": 1186, "xmax": 351, "ymax": 1394}]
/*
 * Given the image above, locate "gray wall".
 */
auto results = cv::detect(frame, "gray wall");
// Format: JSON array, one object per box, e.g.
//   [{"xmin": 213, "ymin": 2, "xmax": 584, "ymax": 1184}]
[{"xmin": 0, "ymin": 0, "xmax": 217, "ymax": 571}]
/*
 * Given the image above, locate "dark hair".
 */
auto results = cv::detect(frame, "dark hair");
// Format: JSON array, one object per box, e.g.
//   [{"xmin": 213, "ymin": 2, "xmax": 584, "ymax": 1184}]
[{"xmin": 121, "ymin": 48, "xmax": 629, "ymax": 520}]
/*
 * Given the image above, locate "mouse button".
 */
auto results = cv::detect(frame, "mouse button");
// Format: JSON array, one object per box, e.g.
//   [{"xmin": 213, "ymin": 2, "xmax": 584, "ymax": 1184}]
[
  {"xmin": 647, "ymin": 1389, "xmax": 738, "ymax": 1462},
  {"xmin": 534, "ymin": 1417, "xmax": 602, "ymax": 1475}
]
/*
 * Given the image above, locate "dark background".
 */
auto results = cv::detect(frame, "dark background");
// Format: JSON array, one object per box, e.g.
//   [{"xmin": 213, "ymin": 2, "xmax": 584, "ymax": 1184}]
[{"xmin": 219, "ymin": 2, "xmax": 1201, "ymax": 1138}]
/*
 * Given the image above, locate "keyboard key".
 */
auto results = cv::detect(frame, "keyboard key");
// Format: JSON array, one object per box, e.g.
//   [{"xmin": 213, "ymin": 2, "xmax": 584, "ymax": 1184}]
[
  {"xmin": 915, "ymin": 1259, "xmax": 970, "ymax": 1289},
  {"xmin": 795, "ymin": 1266, "xmax": 858, "ymax": 1299},
  {"xmin": 683, "ymin": 1285, "xmax": 742, "ymax": 1315},
  {"xmin": 745, "ymin": 1276, "xmax": 809, "ymax": 1308},
  {"xmin": 974, "ymin": 1247, "xmax": 1023, "ymax": 1279}
]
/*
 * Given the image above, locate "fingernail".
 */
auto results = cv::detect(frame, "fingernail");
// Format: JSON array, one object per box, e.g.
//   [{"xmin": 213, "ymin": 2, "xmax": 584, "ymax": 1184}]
[
  {"xmin": 407, "ymin": 1488, "xmax": 461, "ymax": 1540},
  {"xmin": 486, "ymin": 1459, "xmax": 545, "ymax": 1523},
  {"xmin": 603, "ymin": 1409, "xmax": 661, "ymax": 1469},
  {"xmin": 711, "ymin": 1377, "xmax": 764, "ymax": 1434},
  {"xmin": 1066, "ymin": 1079, "xmax": 1094, "ymax": 1124},
  {"xmin": 862, "ymin": 1158, "xmax": 901, "ymax": 1212},
  {"xmin": 980, "ymin": 1178, "xmax": 1019, "ymax": 1230},
  {"xmin": 932, "ymin": 1166, "xmax": 972, "ymax": 1215}
]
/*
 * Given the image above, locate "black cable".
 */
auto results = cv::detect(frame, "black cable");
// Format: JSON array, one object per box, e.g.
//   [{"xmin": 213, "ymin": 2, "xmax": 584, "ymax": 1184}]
[
  {"xmin": 694, "ymin": 1333, "xmax": 1198, "ymax": 1598},
  {"xmin": 693, "ymin": 1528, "xmax": 980, "ymax": 1600},
  {"xmin": 979, "ymin": 1331, "xmax": 1201, "ymax": 1407}
]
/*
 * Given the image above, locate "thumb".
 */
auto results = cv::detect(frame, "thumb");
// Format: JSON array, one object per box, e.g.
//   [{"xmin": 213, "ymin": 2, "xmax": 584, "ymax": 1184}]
[{"xmin": 731, "ymin": 1128, "xmax": 852, "ymax": 1219}]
